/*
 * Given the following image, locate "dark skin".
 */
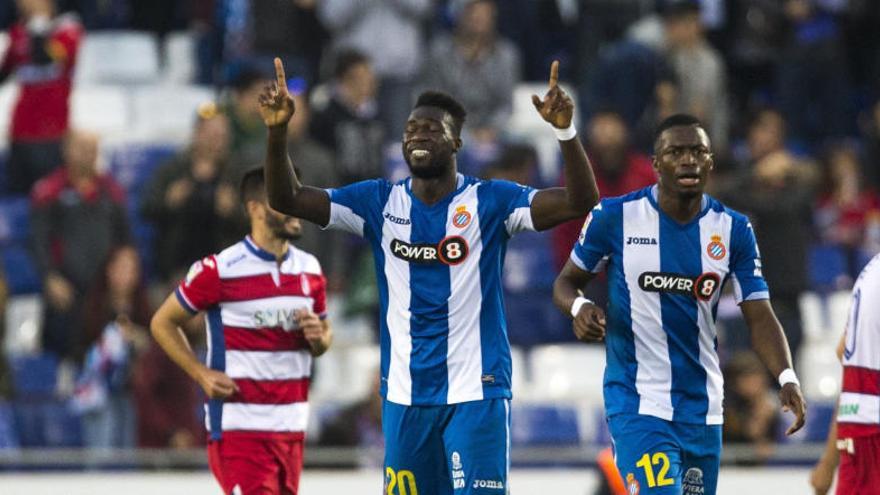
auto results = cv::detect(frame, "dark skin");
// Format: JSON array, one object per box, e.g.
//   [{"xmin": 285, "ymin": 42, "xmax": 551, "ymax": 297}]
[
  {"xmin": 259, "ymin": 57, "xmax": 598, "ymax": 231},
  {"xmin": 552, "ymin": 123, "xmax": 807, "ymax": 436}
]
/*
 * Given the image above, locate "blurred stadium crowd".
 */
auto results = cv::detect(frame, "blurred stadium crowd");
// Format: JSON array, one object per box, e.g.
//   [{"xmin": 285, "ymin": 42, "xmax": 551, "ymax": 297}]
[{"xmin": 0, "ymin": 0, "xmax": 877, "ymax": 467}]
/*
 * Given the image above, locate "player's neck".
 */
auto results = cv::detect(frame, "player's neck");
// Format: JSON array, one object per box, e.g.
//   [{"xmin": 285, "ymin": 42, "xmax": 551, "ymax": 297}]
[
  {"xmin": 410, "ymin": 164, "xmax": 458, "ymax": 206},
  {"xmin": 657, "ymin": 191, "xmax": 703, "ymax": 224},
  {"xmin": 250, "ymin": 230, "xmax": 289, "ymax": 261}
]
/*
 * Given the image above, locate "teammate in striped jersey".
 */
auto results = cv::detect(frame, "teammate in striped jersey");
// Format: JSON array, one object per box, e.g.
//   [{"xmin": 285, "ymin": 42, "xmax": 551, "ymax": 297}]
[
  {"xmin": 811, "ymin": 253, "xmax": 880, "ymax": 495},
  {"xmin": 150, "ymin": 168, "xmax": 332, "ymax": 495},
  {"xmin": 554, "ymin": 114, "xmax": 807, "ymax": 495},
  {"xmin": 259, "ymin": 57, "xmax": 599, "ymax": 494}
]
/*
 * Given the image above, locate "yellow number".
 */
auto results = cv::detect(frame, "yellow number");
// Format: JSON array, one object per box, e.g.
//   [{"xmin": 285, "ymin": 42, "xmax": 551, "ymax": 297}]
[
  {"xmin": 635, "ymin": 452, "xmax": 674, "ymax": 488},
  {"xmin": 386, "ymin": 467, "xmax": 397, "ymax": 495},
  {"xmin": 385, "ymin": 467, "xmax": 418, "ymax": 495},
  {"xmin": 636, "ymin": 454, "xmax": 655, "ymax": 487},
  {"xmin": 397, "ymin": 470, "xmax": 418, "ymax": 495},
  {"xmin": 652, "ymin": 452, "xmax": 673, "ymax": 486}
]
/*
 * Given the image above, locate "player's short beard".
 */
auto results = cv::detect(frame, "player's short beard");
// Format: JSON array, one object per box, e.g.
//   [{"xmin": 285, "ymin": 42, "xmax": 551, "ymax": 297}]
[
  {"xmin": 265, "ymin": 210, "xmax": 301, "ymax": 241},
  {"xmin": 406, "ymin": 151, "xmax": 452, "ymax": 179}
]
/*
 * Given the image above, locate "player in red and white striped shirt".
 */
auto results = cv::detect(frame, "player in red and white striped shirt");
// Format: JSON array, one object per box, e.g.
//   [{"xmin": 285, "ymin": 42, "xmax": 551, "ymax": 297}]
[{"xmin": 151, "ymin": 167, "xmax": 332, "ymax": 495}]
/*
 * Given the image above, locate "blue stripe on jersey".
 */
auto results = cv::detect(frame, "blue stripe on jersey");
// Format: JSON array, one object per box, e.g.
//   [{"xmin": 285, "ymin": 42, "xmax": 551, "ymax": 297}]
[
  {"xmin": 658, "ymin": 214, "xmax": 709, "ymax": 422},
  {"xmin": 408, "ymin": 196, "xmax": 451, "ymax": 403},
  {"xmin": 602, "ymin": 199, "xmax": 640, "ymax": 414},
  {"xmin": 207, "ymin": 306, "xmax": 225, "ymax": 440},
  {"xmin": 477, "ymin": 185, "xmax": 512, "ymax": 398},
  {"xmin": 367, "ymin": 185, "xmax": 394, "ymax": 400}
]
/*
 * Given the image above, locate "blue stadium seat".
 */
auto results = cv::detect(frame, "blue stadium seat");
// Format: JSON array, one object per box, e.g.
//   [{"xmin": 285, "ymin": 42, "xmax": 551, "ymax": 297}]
[
  {"xmin": 808, "ymin": 244, "xmax": 847, "ymax": 291},
  {"xmin": 511, "ymin": 404, "xmax": 580, "ymax": 447},
  {"xmin": 803, "ymin": 401, "xmax": 836, "ymax": 443},
  {"xmin": 0, "ymin": 400, "xmax": 20, "ymax": 449},
  {"xmin": 107, "ymin": 143, "xmax": 177, "ymax": 199},
  {"xmin": 13, "ymin": 399, "xmax": 82, "ymax": 448},
  {"xmin": 10, "ymin": 354, "xmax": 58, "ymax": 398},
  {"xmin": 1, "ymin": 245, "xmax": 42, "ymax": 294},
  {"xmin": 0, "ymin": 196, "xmax": 31, "ymax": 246}
]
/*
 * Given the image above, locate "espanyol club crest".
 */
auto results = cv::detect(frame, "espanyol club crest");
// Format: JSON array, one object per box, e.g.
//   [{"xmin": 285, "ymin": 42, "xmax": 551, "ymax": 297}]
[
  {"xmin": 706, "ymin": 234, "xmax": 726, "ymax": 260},
  {"xmin": 626, "ymin": 473, "xmax": 640, "ymax": 495},
  {"xmin": 452, "ymin": 205, "xmax": 472, "ymax": 229}
]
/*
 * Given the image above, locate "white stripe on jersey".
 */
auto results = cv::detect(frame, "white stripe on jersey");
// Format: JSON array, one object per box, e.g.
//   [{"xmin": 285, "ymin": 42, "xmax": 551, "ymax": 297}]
[
  {"xmin": 220, "ymin": 295, "xmax": 315, "ymax": 329},
  {"xmin": 504, "ymin": 189, "xmax": 538, "ymax": 235},
  {"xmin": 383, "ymin": 184, "xmax": 414, "ymax": 405},
  {"xmin": 838, "ymin": 392, "xmax": 880, "ymax": 424},
  {"xmin": 697, "ymin": 211, "xmax": 731, "ymax": 425},
  {"xmin": 209, "ymin": 402, "xmax": 310, "ymax": 432},
  {"xmin": 845, "ymin": 254, "xmax": 880, "ymax": 370},
  {"xmin": 327, "ymin": 200, "xmax": 365, "ymax": 236},
  {"xmin": 225, "ymin": 350, "xmax": 312, "ymax": 380},
  {"xmin": 446, "ymin": 184, "xmax": 484, "ymax": 403},
  {"xmin": 623, "ymin": 197, "xmax": 673, "ymax": 420}
]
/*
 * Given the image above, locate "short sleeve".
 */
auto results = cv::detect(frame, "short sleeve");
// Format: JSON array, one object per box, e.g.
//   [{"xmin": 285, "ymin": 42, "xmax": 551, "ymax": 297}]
[
  {"xmin": 570, "ymin": 203, "xmax": 613, "ymax": 273},
  {"xmin": 324, "ymin": 180, "xmax": 382, "ymax": 237},
  {"xmin": 495, "ymin": 180, "xmax": 538, "ymax": 235},
  {"xmin": 729, "ymin": 218, "xmax": 769, "ymax": 303},
  {"xmin": 312, "ymin": 274, "xmax": 328, "ymax": 319},
  {"xmin": 175, "ymin": 256, "xmax": 221, "ymax": 313}
]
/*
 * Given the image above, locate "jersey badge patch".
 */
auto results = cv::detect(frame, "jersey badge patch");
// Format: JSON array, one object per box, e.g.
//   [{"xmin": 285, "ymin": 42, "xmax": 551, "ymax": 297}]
[
  {"xmin": 707, "ymin": 235, "xmax": 726, "ymax": 260},
  {"xmin": 452, "ymin": 205, "xmax": 472, "ymax": 229}
]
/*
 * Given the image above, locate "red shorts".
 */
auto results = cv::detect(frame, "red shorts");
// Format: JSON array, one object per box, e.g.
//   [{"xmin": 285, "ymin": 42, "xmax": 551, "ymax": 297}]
[
  {"xmin": 837, "ymin": 433, "xmax": 880, "ymax": 495},
  {"xmin": 208, "ymin": 433, "xmax": 304, "ymax": 495}
]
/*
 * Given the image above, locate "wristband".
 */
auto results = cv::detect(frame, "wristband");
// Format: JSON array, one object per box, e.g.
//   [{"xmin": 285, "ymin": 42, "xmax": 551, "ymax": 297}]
[
  {"xmin": 778, "ymin": 368, "xmax": 800, "ymax": 387},
  {"xmin": 570, "ymin": 296, "xmax": 592, "ymax": 318},
  {"xmin": 553, "ymin": 124, "xmax": 577, "ymax": 141}
]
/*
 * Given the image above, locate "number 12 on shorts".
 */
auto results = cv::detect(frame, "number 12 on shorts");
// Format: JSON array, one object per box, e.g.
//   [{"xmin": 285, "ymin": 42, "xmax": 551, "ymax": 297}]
[
  {"xmin": 386, "ymin": 467, "xmax": 418, "ymax": 495},
  {"xmin": 635, "ymin": 452, "xmax": 674, "ymax": 488}
]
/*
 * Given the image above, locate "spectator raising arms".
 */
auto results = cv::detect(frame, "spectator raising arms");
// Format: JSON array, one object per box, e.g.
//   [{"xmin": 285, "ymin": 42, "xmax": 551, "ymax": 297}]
[{"xmin": 1, "ymin": 0, "xmax": 82, "ymax": 193}]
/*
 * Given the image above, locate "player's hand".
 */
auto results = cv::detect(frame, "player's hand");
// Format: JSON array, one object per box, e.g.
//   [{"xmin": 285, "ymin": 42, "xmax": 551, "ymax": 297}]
[
  {"xmin": 573, "ymin": 302, "xmax": 606, "ymax": 342},
  {"xmin": 809, "ymin": 456, "xmax": 835, "ymax": 495},
  {"xmin": 531, "ymin": 60, "xmax": 574, "ymax": 130},
  {"xmin": 298, "ymin": 309, "xmax": 325, "ymax": 344},
  {"xmin": 165, "ymin": 178, "xmax": 193, "ymax": 208},
  {"xmin": 780, "ymin": 382, "xmax": 807, "ymax": 435},
  {"xmin": 195, "ymin": 366, "xmax": 239, "ymax": 399},
  {"xmin": 45, "ymin": 272, "xmax": 75, "ymax": 310},
  {"xmin": 258, "ymin": 57, "xmax": 296, "ymax": 129}
]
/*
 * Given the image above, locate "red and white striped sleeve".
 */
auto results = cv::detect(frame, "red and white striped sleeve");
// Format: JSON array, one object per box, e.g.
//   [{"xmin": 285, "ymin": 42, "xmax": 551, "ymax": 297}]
[{"xmin": 175, "ymin": 255, "xmax": 221, "ymax": 313}]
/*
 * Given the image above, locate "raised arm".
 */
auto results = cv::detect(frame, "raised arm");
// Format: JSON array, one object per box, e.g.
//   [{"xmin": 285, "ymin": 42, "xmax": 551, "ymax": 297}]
[
  {"xmin": 260, "ymin": 58, "xmax": 331, "ymax": 226},
  {"xmin": 740, "ymin": 299, "xmax": 807, "ymax": 435},
  {"xmin": 529, "ymin": 61, "xmax": 599, "ymax": 231}
]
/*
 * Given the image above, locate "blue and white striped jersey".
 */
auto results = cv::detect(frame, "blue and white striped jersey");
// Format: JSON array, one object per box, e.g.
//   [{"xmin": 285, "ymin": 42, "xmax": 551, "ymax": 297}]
[
  {"xmin": 325, "ymin": 174, "xmax": 536, "ymax": 406},
  {"xmin": 571, "ymin": 186, "xmax": 768, "ymax": 425}
]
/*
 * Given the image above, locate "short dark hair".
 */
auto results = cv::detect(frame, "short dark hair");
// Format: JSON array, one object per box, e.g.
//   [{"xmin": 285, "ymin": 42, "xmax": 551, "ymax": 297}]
[
  {"xmin": 229, "ymin": 66, "xmax": 267, "ymax": 93},
  {"xmin": 414, "ymin": 90, "xmax": 467, "ymax": 136},
  {"xmin": 333, "ymin": 49, "xmax": 371, "ymax": 80},
  {"xmin": 239, "ymin": 167, "xmax": 266, "ymax": 205},
  {"xmin": 653, "ymin": 113, "xmax": 704, "ymax": 146}
]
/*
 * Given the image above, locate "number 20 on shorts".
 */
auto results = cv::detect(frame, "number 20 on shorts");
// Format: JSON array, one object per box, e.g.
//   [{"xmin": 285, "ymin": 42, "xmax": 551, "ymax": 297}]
[
  {"xmin": 386, "ymin": 467, "xmax": 418, "ymax": 495},
  {"xmin": 635, "ymin": 452, "xmax": 674, "ymax": 488}
]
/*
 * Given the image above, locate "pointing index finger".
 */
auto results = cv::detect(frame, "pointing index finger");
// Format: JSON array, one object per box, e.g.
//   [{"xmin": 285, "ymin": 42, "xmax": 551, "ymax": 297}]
[
  {"xmin": 274, "ymin": 57, "xmax": 288, "ymax": 95},
  {"xmin": 549, "ymin": 60, "xmax": 559, "ymax": 89}
]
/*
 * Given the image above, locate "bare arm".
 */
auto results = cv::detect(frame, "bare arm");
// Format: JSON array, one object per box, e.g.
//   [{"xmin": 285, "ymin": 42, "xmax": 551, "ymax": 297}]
[
  {"xmin": 261, "ymin": 58, "xmax": 331, "ymax": 226},
  {"xmin": 741, "ymin": 299, "xmax": 807, "ymax": 435},
  {"xmin": 811, "ymin": 332, "xmax": 845, "ymax": 494},
  {"xmin": 529, "ymin": 61, "xmax": 599, "ymax": 231},
  {"xmin": 553, "ymin": 260, "xmax": 606, "ymax": 342},
  {"xmin": 150, "ymin": 293, "xmax": 238, "ymax": 399}
]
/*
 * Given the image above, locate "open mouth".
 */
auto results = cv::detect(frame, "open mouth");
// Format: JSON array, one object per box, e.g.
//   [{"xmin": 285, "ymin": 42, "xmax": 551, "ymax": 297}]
[
  {"xmin": 676, "ymin": 173, "xmax": 701, "ymax": 186},
  {"xmin": 409, "ymin": 148, "xmax": 431, "ymax": 160}
]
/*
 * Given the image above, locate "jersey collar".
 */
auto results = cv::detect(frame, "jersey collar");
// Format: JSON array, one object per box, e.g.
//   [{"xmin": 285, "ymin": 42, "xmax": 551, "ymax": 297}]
[{"xmin": 243, "ymin": 236, "xmax": 290, "ymax": 262}]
